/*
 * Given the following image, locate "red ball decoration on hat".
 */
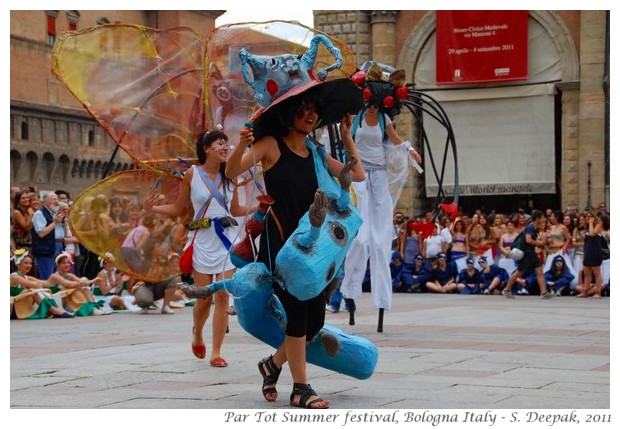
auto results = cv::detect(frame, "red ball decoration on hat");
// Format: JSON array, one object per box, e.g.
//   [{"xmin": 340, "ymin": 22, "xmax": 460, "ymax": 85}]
[
  {"xmin": 352, "ymin": 70, "xmax": 366, "ymax": 85},
  {"xmin": 363, "ymin": 87, "xmax": 372, "ymax": 100},
  {"xmin": 266, "ymin": 79, "xmax": 279, "ymax": 97},
  {"xmin": 383, "ymin": 95, "xmax": 395, "ymax": 108},
  {"xmin": 396, "ymin": 85, "xmax": 408, "ymax": 100}
]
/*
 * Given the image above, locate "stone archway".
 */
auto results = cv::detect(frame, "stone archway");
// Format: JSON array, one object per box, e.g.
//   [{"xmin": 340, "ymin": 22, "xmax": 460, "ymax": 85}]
[
  {"xmin": 397, "ymin": 11, "xmax": 579, "ymax": 82},
  {"xmin": 396, "ymin": 11, "xmax": 581, "ymax": 209}
]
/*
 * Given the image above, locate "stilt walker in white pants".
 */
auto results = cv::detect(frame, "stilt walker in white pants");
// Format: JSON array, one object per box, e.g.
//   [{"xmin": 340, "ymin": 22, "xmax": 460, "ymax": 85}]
[{"xmin": 339, "ymin": 62, "xmax": 422, "ymax": 332}]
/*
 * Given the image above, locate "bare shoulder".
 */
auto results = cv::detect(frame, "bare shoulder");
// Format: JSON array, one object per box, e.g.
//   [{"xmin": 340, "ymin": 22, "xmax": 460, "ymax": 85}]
[
  {"xmin": 183, "ymin": 165, "xmax": 195, "ymax": 180},
  {"xmin": 253, "ymin": 135, "xmax": 280, "ymax": 169}
]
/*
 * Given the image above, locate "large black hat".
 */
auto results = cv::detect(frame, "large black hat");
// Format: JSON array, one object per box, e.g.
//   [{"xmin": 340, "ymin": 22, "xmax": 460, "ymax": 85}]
[{"xmin": 249, "ymin": 78, "xmax": 363, "ymax": 141}]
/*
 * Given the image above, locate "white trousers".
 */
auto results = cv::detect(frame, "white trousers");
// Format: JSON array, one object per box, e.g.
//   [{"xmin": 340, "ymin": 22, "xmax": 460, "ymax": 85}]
[{"xmin": 341, "ymin": 170, "xmax": 393, "ymax": 310}]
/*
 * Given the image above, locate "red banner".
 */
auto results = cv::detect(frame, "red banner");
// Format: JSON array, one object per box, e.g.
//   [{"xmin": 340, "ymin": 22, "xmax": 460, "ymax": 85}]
[{"xmin": 436, "ymin": 11, "xmax": 528, "ymax": 84}]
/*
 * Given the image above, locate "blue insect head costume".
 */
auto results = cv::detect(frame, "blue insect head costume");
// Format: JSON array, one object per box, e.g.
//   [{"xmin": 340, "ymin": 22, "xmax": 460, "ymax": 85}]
[{"xmin": 237, "ymin": 33, "xmax": 365, "ymax": 301}]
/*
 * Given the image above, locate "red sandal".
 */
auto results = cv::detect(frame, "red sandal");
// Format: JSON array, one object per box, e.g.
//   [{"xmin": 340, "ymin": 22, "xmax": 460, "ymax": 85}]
[
  {"xmin": 210, "ymin": 357, "xmax": 228, "ymax": 367},
  {"xmin": 191, "ymin": 327, "xmax": 206, "ymax": 359}
]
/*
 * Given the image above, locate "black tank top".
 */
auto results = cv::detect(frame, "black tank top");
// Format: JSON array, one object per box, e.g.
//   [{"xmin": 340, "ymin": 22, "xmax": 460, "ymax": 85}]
[{"xmin": 258, "ymin": 136, "xmax": 318, "ymax": 270}]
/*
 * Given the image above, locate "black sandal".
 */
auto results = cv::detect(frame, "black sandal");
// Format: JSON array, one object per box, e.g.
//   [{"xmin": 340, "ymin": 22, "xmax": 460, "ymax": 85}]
[
  {"xmin": 258, "ymin": 355, "xmax": 281, "ymax": 402},
  {"xmin": 289, "ymin": 382, "xmax": 329, "ymax": 409}
]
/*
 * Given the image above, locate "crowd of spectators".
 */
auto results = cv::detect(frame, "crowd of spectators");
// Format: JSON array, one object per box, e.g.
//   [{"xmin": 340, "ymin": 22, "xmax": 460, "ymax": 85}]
[
  {"xmin": 9, "ymin": 185, "xmax": 192, "ymax": 319},
  {"xmin": 10, "ymin": 184, "xmax": 610, "ymax": 320},
  {"xmin": 390, "ymin": 204, "xmax": 610, "ymax": 298}
]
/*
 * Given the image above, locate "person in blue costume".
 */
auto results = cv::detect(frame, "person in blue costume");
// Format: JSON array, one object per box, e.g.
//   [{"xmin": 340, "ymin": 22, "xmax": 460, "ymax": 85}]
[
  {"xmin": 389, "ymin": 251, "xmax": 406, "ymax": 291},
  {"xmin": 400, "ymin": 254, "xmax": 433, "ymax": 293},
  {"xmin": 544, "ymin": 254, "xmax": 575, "ymax": 296},
  {"xmin": 456, "ymin": 258, "xmax": 483, "ymax": 294},
  {"xmin": 426, "ymin": 252, "xmax": 459, "ymax": 293},
  {"xmin": 477, "ymin": 255, "xmax": 509, "ymax": 295},
  {"xmin": 226, "ymin": 40, "xmax": 365, "ymax": 407}
]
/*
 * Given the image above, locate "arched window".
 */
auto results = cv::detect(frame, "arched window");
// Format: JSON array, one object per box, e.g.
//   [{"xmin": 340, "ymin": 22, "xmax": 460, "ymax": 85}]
[
  {"xmin": 72, "ymin": 159, "xmax": 80, "ymax": 178},
  {"xmin": 21, "ymin": 121, "xmax": 29, "ymax": 140},
  {"xmin": 10, "ymin": 150, "xmax": 22, "ymax": 183},
  {"xmin": 25, "ymin": 151, "xmax": 39, "ymax": 182},
  {"xmin": 86, "ymin": 160, "xmax": 94, "ymax": 178},
  {"xmin": 56, "ymin": 155, "xmax": 71, "ymax": 183},
  {"xmin": 42, "ymin": 152, "xmax": 55, "ymax": 183},
  {"xmin": 94, "ymin": 161, "xmax": 102, "ymax": 178}
]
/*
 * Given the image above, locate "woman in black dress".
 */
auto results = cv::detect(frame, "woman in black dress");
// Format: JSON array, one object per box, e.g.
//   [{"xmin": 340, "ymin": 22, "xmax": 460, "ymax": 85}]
[{"xmin": 577, "ymin": 213, "xmax": 609, "ymax": 298}]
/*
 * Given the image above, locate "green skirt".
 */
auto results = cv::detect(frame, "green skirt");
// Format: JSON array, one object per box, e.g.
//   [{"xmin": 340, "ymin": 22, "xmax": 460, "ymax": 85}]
[
  {"xmin": 74, "ymin": 299, "xmax": 106, "ymax": 317},
  {"xmin": 24, "ymin": 298, "xmax": 58, "ymax": 320}
]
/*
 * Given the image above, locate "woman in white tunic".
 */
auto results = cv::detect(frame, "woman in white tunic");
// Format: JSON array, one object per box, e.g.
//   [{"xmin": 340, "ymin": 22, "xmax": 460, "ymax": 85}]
[
  {"xmin": 145, "ymin": 130, "xmax": 247, "ymax": 366},
  {"xmin": 340, "ymin": 102, "xmax": 421, "ymax": 313}
]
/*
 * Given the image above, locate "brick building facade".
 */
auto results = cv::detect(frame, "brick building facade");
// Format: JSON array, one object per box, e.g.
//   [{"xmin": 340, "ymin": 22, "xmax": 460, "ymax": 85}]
[
  {"xmin": 10, "ymin": 10, "xmax": 223, "ymax": 195},
  {"xmin": 10, "ymin": 11, "xmax": 609, "ymax": 215}
]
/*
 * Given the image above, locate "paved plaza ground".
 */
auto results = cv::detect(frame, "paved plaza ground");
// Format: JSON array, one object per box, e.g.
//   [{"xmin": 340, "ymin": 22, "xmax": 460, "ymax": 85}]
[{"xmin": 11, "ymin": 292, "xmax": 610, "ymax": 408}]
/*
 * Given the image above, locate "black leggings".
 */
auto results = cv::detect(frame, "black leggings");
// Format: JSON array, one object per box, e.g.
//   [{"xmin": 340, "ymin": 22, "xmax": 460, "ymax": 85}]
[{"xmin": 274, "ymin": 285, "xmax": 326, "ymax": 340}]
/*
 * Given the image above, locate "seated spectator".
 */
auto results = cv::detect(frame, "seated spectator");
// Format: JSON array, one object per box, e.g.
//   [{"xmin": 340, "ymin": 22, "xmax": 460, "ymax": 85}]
[
  {"xmin": 47, "ymin": 252, "xmax": 109, "ymax": 316},
  {"xmin": 544, "ymin": 254, "xmax": 575, "ymax": 296},
  {"xmin": 456, "ymin": 258, "xmax": 483, "ymax": 294},
  {"xmin": 10, "ymin": 249, "xmax": 73, "ymax": 319},
  {"xmin": 515, "ymin": 269, "xmax": 538, "ymax": 295},
  {"xmin": 132, "ymin": 279, "xmax": 178, "ymax": 314},
  {"xmin": 425, "ymin": 252, "xmax": 458, "ymax": 293},
  {"xmin": 400, "ymin": 254, "xmax": 432, "ymax": 293},
  {"xmin": 478, "ymin": 256, "xmax": 508, "ymax": 295},
  {"xmin": 94, "ymin": 253, "xmax": 141, "ymax": 312},
  {"xmin": 390, "ymin": 251, "xmax": 405, "ymax": 292},
  {"xmin": 543, "ymin": 210, "xmax": 577, "ymax": 286}
]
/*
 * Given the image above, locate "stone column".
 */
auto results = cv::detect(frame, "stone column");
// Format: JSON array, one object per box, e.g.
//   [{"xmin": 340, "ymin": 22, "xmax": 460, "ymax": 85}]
[
  {"xmin": 578, "ymin": 11, "xmax": 606, "ymax": 211},
  {"xmin": 557, "ymin": 81, "xmax": 580, "ymax": 210},
  {"xmin": 370, "ymin": 11, "xmax": 398, "ymax": 65}
]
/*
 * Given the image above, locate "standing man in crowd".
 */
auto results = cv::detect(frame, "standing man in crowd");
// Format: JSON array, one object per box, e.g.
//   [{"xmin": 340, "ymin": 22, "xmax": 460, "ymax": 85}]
[{"xmin": 31, "ymin": 192, "xmax": 65, "ymax": 280}]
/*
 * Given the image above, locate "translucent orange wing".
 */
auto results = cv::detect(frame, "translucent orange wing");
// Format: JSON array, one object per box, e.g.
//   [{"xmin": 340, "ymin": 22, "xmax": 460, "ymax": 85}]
[
  {"xmin": 52, "ymin": 24, "xmax": 205, "ymax": 172},
  {"xmin": 69, "ymin": 170, "xmax": 189, "ymax": 282}
]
